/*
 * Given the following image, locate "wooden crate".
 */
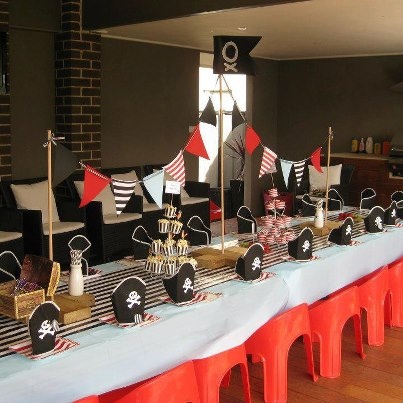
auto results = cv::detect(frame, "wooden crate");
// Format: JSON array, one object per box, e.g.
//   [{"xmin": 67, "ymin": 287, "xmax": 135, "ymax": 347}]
[
  {"xmin": 194, "ymin": 254, "xmax": 227, "ymax": 269},
  {"xmin": 0, "ymin": 281, "xmax": 45, "ymax": 320},
  {"xmin": 54, "ymin": 293, "xmax": 93, "ymax": 325}
]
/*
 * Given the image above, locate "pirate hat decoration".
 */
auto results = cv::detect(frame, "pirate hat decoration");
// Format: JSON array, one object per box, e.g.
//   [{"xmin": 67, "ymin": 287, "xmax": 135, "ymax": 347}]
[
  {"xmin": 364, "ymin": 206, "xmax": 385, "ymax": 233},
  {"xmin": 237, "ymin": 206, "xmax": 257, "ymax": 234},
  {"xmin": 163, "ymin": 262, "xmax": 195, "ymax": 303},
  {"xmin": 384, "ymin": 201, "xmax": 398, "ymax": 226},
  {"xmin": 328, "ymin": 217, "xmax": 354, "ymax": 245},
  {"xmin": 360, "ymin": 188, "xmax": 376, "ymax": 210},
  {"xmin": 111, "ymin": 276, "xmax": 146, "ymax": 325},
  {"xmin": 287, "ymin": 227, "xmax": 314, "ymax": 261},
  {"xmin": 68, "ymin": 235, "xmax": 91, "ymax": 276},
  {"xmin": 132, "ymin": 225, "xmax": 153, "ymax": 260},
  {"xmin": 301, "ymin": 194, "xmax": 316, "ymax": 217},
  {"xmin": 235, "ymin": 243, "xmax": 264, "ymax": 281},
  {"xmin": 28, "ymin": 301, "xmax": 60, "ymax": 356},
  {"xmin": 391, "ymin": 190, "xmax": 403, "ymax": 219},
  {"xmin": 328, "ymin": 188, "xmax": 344, "ymax": 211}
]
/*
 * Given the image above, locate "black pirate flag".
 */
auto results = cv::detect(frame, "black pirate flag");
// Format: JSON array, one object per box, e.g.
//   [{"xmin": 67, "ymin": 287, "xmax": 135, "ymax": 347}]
[{"xmin": 213, "ymin": 36, "xmax": 261, "ymax": 76}]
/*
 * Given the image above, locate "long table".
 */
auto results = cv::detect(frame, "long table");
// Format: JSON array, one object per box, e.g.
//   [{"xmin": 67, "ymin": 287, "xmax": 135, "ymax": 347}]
[{"xmin": 0, "ymin": 262, "xmax": 289, "ymax": 403}]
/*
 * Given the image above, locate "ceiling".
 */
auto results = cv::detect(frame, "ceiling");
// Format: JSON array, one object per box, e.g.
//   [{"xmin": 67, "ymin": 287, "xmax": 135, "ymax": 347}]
[{"xmin": 97, "ymin": 0, "xmax": 403, "ymax": 60}]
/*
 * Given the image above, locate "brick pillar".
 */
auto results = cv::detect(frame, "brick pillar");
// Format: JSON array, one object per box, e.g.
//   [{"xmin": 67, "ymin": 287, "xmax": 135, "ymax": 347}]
[
  {"xmin": 55, "ymin": 0, "xmax": 101, "ymax": 168},
  {"xmin": 0, "ymin": 0, "xmax": 10, "ymax": 182}
]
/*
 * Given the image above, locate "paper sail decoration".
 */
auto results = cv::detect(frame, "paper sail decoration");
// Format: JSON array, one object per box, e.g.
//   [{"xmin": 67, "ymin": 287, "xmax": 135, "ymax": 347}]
[
  {"xmin": 245, "ymin": 126, "xmax": 261, "ymax": 155},
  {"xmin": 328, "ymin": 188, "xmax": 344, "ymax": 211},
  {"xmin": 199, "ymin": 97, "xmax": 217, "ymax": 127},
  {"xmin": 288, "ymin": 227, "xmax": 313, "ymax": 261},
  {"xmin": 185, "ymin": 124, "xmax": 210, "ymax": 160},
  {"xmin": 164, "ymin": 150, "xmax": 185, "ymax": 187},
  {"xmin": 163, "ymin": 262, "xmax": 195, "ymax": 303},
  {"xmin": 232, "ymin": 102, "xmax": 245, "ymax": 130},
  {"xmin": 132, "ymin": 225, "xmax": 153, "ymax": 260},
  {"xmin": 213, "ymin": 35, "xmax": 261, "ymax": 75},
  {"xmin": 143, "ymin": 169, "xmax": 164, "ymax": 208},
  {"xmin": 328, "ymin": 217, "xmax": 354, "ymax": 245},
  {"xmin": 68, "ymin": 235, "xmax": 91, "ymax": 276},
  {"xmin": 28, "ymin": 301, "xmax": 60, "ymax": 356},
  {"xmin": 364, "ymin": 206, "xmax": 385, "ymax": 233},
  {"xmin": 52, "ymin": 143, "xmax": 79, "ymax": 187},
  {"xmin": 301, "ymin": 194, "xmax": 316, "ymax": 217},
  {"xmin": 384, "ymin": 201, "xmax": 398, "ymax": 226},
  {"xmin": 237, "ymin": 206, "xmax": 257, "ymax": 234},
  {"xmin": 360, "ymin": 188, "xmax": 376, "ymax": 210},
  {"xmin": 111, "ymin": 276, "xmax": 146, "ymax": 325},
  {"xmin": 79, "ymin": 165, "xmax": 111, "ymax": 208},
  {"xmin": 235, "ymin": 243, "xmax": 264, "ymax": 281},
  {"xmin": 310, "ymin": 147, "xmax": 323, "ymax": 173}
]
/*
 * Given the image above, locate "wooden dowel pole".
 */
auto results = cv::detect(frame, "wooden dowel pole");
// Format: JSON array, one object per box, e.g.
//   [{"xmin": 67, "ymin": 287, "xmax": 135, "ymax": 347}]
[
  {"xmin": 324, "ymin": 127, "xmax": 332, "ymax": 225},
  {"xmin": 47, "ymin": 129, "xmax": 53, "ymax": 260},
  {"xmin": 219, "ymin": 75, "xmax": 225, "ymax": 254}
]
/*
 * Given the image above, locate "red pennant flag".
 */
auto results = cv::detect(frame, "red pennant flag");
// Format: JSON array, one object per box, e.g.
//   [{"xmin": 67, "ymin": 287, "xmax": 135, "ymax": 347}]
[
  {"xmin": 185, "ymin": 124, "xmax": 210, "ymax": 160},
  {"xmin": 245, "ymin": 126, "xmax": 261, "ymax": 155},
  {"xmin": 79, "ymin": 165, "xmax": 111, "ymax": 207},
  {"xmin": 310, "ymin": 147, "xmax": 323, "ymax": 173}
]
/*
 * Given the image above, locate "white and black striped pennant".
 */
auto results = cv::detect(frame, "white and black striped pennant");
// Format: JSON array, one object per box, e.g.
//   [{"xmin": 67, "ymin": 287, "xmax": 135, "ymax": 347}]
[
  {"xmin": 293, "ymin": 160, "xmax": 306, "ymax": 188},
  {"xmin": 111, "ymin": 179, "xmax": 137, "ymax": 215}
]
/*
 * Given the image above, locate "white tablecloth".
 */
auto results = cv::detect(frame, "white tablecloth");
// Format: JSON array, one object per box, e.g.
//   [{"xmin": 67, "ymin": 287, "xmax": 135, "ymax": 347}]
[
  {"xmin": 0, "ymin": 267, "xmax": 288, "ymax": 403},
  {"xmin": 272, "ymin": 225, "xmax": 403, "ymax": 309}
]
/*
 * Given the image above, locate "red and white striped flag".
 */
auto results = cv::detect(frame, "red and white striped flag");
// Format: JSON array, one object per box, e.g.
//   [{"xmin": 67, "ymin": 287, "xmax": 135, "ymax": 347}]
[
  {"xmin": 259, "ymin": 146, "xmax": 277, "ymax": 178},
  {"xmin": 164, "ymin": 150, "xmax": 185, "ymax": 187}
]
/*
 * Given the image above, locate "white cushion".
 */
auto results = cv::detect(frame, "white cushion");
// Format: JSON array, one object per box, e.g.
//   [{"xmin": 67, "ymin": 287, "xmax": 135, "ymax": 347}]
[
  {"xmin": 74, "ymin": 180, "xmax": 117, "ymax": 216},
  {"xmin": 103, "ymin": 212, "xmax": 142, "ymax": 225},
  {"xmin": 143, "ymin": 203, "xmax": 163, "ymax": 212},
  {"xmin": 308, "ymin": 164, "xmax": 342, "ymax": 193},
  {"xmin": 11, "ymin": 181, "xmax": 60, "ymax": 224},
  {"xmin": 180, "ymin": 197, "xmax": 209, "ymax": 205},
  {"xmin": 43, "ymin": 221, "xmax": 84, "ymax": 236},
  {"xmin": 0, "ymin": 231, "xmax": 22, "ymax": 242}
]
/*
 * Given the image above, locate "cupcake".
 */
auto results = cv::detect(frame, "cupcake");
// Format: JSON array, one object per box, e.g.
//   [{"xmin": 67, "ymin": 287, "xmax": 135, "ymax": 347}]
[
  {"xmin": 170, "ymin": 220, "xmax": 183, "ymax": 234},
  {"xmin": 158, "ymin": 218, "xmax": 170, "ymax": 233},
  {"xmin": 163, "ymin": 258, "xmax": 177, "ymax": 276},
  {"xmin": 151, "ymin": 239, "xmax": 163, "ymax": 255},
  {"xmin": 145, "ymin": 255, "xmax": 157, "ymax": 271},
  {"xmin": 151, "ymin": 255, "xmax": 163, "ymax": 274},
  {"xmin": 176, "ymin": 238, "xmax": 189, "ymax": 256},
  {"xmin": 164, "ymin": 204, "xmax": 177, "ymax": 218},
  {"xmin": 163, "ymin": 238, "xmax": 176, "ymax": 256},
  {"xmin": 177, "ymin": 256, "xmax": 198, "ymax": 269}
]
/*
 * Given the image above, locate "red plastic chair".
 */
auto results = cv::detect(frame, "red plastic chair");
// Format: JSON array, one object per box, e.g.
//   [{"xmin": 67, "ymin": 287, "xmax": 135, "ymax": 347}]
[
  {"xmin": 245, "ymin": 303, "xmax": 318, "ymax": 403},
  {"xmin": 98, "ymin": 361, "xmax": 200, "ymax": 403},
  {"xmin": 193, "ymin": 344, "xmax": 251, "ymax": 403},
  {"xmin": 385, "ymin": 258, "xmax": 403, "ymax": 327},
  {"xmin": 210, "ymin": 200, "xmax": 222, "ymax": 222},
  {"xmin": 357, "ymin": 266, "xmax": 389, "ymax": 346},
  {"xmin": 309, "ymin": 286, "xmax": 365, "ymax": 378}
]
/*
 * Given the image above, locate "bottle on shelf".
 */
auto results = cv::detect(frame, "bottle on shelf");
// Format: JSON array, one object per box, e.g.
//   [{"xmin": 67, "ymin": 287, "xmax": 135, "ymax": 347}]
[
  {"xmin": 365, "ymin": 136, "xmax": 373, "ymax": 154},
  {"xmin": 351, "ymin": 138, "xmax": 358, "ymax": 153},
  {"xmin": 359, "ymin": 137, "xmax": 365, "ymax": 153}
]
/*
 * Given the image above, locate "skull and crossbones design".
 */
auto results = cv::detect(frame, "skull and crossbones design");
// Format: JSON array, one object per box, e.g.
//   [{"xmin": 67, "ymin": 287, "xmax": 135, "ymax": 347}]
[
  {"xmin": 345, "ymin": 224, "xmax": 352, "ymax": 236},
  {"xmin": 374, "ymin": 216, "xmax": 383, "ymax": 230},
  {"xmin": 126, "ymin": 291, "xmax": 141, "ymax": 309},
  {"xmin": 183, "ymin": 278, "xmax": 193, "ymax": 293},
  {"xmin": 391, "ymin": 209, "xmax": 396, "ymax": 218},
  {"xmin": 302, "ymin": 240, "xmax": 311, "ymax": 253},
  {"xmin": 222, "ymin": 41, "xmax": 239, "ymax": 72},
  {"xmin": 251, "ymin": 256, "xmax": 261, "ymax": 271},
  {"xmin": 38, "ymin": 320, "xmax": 55, "ymax": 340}
]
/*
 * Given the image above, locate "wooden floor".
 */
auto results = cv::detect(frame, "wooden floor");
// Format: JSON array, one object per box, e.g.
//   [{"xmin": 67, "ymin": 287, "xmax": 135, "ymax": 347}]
[{"xmin": 221, "ymin": 316, "xmax": 403, "ymax": 402}]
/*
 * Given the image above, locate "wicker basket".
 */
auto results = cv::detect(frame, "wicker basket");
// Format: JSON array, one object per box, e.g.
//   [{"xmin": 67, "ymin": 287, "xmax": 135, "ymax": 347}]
[{"xmin": 0, "ymin": 254, "xmax": 60, "ymax": 320}]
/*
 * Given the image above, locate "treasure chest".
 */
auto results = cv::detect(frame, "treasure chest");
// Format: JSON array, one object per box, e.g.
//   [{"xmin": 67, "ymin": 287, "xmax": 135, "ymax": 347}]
[{"xmin": 0, "ymin": 254, "xmax": 60, "ymax": 320}]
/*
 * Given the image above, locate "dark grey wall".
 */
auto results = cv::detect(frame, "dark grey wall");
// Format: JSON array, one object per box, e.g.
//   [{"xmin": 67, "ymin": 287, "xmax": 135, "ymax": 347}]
[
  {"xmin": 277, "ymin": 56, "xmax": 403, "ymax": 160},
  {"xmin": 246, "ymin": 58, "xmax": 279, "ymax": 215},
  {"xmin": 101, "ymin": 38, "xmax": 199, "ymax": 179},
  {"xmin": 10, "ymin": 28, "xmax": 55, "ymax": 179}
]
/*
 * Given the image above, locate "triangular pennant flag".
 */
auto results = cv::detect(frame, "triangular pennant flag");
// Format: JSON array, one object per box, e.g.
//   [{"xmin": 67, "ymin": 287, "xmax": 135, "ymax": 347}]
[
  {"xmin": 245, "ymin": 125, "xmax": 261, "ymax": 155},
  {"xmin": 294, "ymin": 160, "xmax": 306, "ymax": 187},
  {"xmin": 232, "ymin": 102, "xmax": 245, "ymax": 130},
  {"xmin": 280, "ymin": 159, "xmax": 293, "ymax": 189},
  {"xmin": 199, "ymin": 97, "xmax": 217, "ymax": 127},
  {"xmin": 310, "ymin": 147, "xmax": 323, "ymax": 173},
  {"xmin": 164, "ymin": 150, "xmax": 186, "ymax": 187},
  {"xmin": 52, "ymin": 143, "xmax": 79, "ymax": 187},
  {"xmin": 259, "ymin": 147, "xmax": 277, "ymax": 178},
  {"xmin": 143, "ymin": 170, "xmax": 164, "ymax": 208},
  {"xmin": 111, "ymin": 178, "xmax": 136, "ymax": 215},
  {"xmin": 213, "ymin": 35, "xmax": 261, "ymax": 75},
  {"xmin": 79, "ymin": 165, "xmax": 111, "ymax": 208},
  {"xmin": 185, "ymin": 124, "xmax": 210, "ymax": 160}
]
